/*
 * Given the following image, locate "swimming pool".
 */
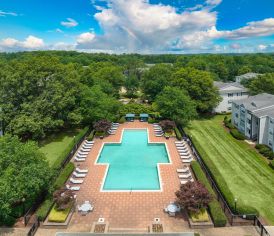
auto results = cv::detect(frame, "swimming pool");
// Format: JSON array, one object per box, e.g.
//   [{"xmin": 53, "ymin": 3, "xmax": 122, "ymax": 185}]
[{"xmin": 97, "ymin": 129, "xmax": 170, "ymax": 191}]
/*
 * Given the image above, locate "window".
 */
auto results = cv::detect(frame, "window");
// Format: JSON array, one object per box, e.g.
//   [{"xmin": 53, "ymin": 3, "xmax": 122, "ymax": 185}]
[
  {"xmin": 228, "ymin": 107, "xmax": 232, "ymax": 110},
  {"xmin": 235, "ymin": 113, "xmax": 239, "ymax": 118},
  {"xmin": 269, "ymin": 130, "xmax": 273, "ymax": 135},
  {"xmin": 228, "ymin": 100, "xmax": 232, "ymax": 104},
  {"xmin": 269, "ymin": 141, "xmax": 272, "ymax": 147},
  {"xmin": 270, "ymin": 120, "xmax": 273, "ymax": 124},
  {"xmin": 228, "ymin": 93, "xmax": 233, "ymax": 97},
  {"xmin": 247, "ymin": 119, "xmax": 251, "ymax": 124}
]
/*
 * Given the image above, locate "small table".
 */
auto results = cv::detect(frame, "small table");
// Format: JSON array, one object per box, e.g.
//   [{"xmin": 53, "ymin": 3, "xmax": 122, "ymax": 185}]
[
  {"xmin": 80, "ymin": 203, "xmax": 93, "ymax": 212},
  {"xmin": 167, "ymin": 204, "xmax": 180, "ymax": 216}
]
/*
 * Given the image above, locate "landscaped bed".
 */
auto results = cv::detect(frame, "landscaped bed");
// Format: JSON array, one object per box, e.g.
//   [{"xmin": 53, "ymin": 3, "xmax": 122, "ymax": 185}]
[
  {"xmin": 189, "ymin": 209, "xmax": 209, "ymax": 223},
  {"xmin": 48, "ymin": 204, "xmax": 72, "ymax": 223},
  {"xmin": 186, "ymin": 115, "xmax": 274, "ymax": 224}
]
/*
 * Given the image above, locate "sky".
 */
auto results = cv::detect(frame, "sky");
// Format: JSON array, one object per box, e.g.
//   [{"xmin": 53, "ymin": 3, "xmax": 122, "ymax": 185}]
[{"xmin": 0, "ymin": 0, "xmax": 273, "ymax": 54}]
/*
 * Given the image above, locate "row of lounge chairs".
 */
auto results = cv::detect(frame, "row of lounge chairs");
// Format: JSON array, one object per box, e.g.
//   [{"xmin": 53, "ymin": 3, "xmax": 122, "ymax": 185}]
[
  {"xmin": 74, "ymin": 140, "xmax": 94, "ymax": 162},
  {"xmin": 177, "ymin": 166, "xmax": 194, "ymax": 185},
  {"xmin": 107, "ymin": 122, "xmax": 119, "ymax": 135},
  {"xmin": 66, "ymin": 167, "xmax": 89, "ymax": 191},
  {"xmin": 153, "ymin": 123, "xmax": 164, "ymax": 137},
  {"xmin": 175, "ymin": 140, "xmax": 193, "ymax": 163}
]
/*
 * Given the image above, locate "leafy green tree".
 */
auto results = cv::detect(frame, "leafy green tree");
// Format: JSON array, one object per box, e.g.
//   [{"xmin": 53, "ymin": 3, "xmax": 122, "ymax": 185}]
[
  {"xmin": 155, "ymin": 86, "xmax": 197, "ymax": 126},
  {"xmin": 0, "ymin": 135, "xmax": 51, "ymax": 225},
  {"xmin": 124, "ymin": 74, "xmax": 139, "ymax": 97},
  {"xmin": 248, "ymin": 73, "xmax": 274, "ymax": 95},
  {"xmin": 171, "ymin": 68, "xmax": 221, "ymax": 113},
  {"xmin": 141, "ymin": 64, "xmax": 173, "ymax": 101},
  {"xmin": 80, "ymin": 85, "xmax": 121, "ymax": 123}
]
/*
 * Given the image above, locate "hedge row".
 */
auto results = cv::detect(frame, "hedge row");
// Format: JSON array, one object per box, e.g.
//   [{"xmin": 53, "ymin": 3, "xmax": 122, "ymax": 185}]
[
  {"xmin": 191, "ymin": 161, "xmax": 227, "ymax": 227},
  {"xmin": 52, "ymin": 127, "xmax": 89, "ymax": 170},
  {"xmin": 36, "ymin": 162, "xmax": 75, "ymax": 221},
  {"xmin": 188, "ymin": 135, "xmax": 258, "ymax": 217},
  {"xmin": 174, "ymin": 127, "xmax": 182, "ymax": 140},
  {"xmin": 230, "ymin": 129, "xmax": 245, "ymax": 140},
  {"xmin": 255, "ymin": 144, "xmax": 274, "ymax": 160}
]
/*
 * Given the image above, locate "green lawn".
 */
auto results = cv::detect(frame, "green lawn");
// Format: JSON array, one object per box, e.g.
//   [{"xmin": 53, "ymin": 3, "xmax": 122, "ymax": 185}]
[
  {"xmin": 39, "ymin": 129, "xmax": 83, "ymax": 167},
  {"xmin": 186, "ymin": 115, "xmax": 274, "ymax": 224}
]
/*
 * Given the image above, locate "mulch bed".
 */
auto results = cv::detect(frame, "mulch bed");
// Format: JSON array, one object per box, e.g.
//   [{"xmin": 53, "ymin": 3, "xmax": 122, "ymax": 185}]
[
  {"xmin": 94, "ymin": 224, "xmax": 106, "ymax": 233},
  {"xmin": 151, "ymin": 223, "xmax": 163, "ymax": 233}
]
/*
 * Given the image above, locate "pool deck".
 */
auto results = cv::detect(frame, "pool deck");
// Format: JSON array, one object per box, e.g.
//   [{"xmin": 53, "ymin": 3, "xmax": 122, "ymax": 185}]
[{"xmin": 64, "ymin": 121, "xmax": 191, "ymax": 232}]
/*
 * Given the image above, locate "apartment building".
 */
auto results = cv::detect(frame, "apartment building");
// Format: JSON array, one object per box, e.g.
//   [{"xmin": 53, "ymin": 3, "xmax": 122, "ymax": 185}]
[
  {"xmin": 214, "ymin": 81, "xmax": 249, "ymax": 113},
  {"xmin": 232, "ymin": 93, "xmax": 274, "ymax": 151}
]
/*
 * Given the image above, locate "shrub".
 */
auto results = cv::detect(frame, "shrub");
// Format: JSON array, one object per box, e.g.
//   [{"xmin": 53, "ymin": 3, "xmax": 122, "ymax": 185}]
[
  {"xmin": 53, "ymin": 162, "xmax": 74, "ymax": 190},
  {"xmin": 86, "ymin": 130, "xmax": 95, "ymax": 141},
  {"xmin": 95, "ymin": 131, "xmax": 105, "ymax": 137},
  {"xmin": 36, "ymin": 198, "xmax": 54, "ymax": 221},
  {"xmin": 148, "ymin": 117, "xmax": 157, "ymax": 124},
  {"xmin": 48, "ymin": 204, "xmax": 72, "ymax": 223},
  {"xmin": 255, "ymin": 144, "xmax": 265, "ymax": 150},
  {"xmin": 174, "ymin": 127, "xmax": 182, "ymax": 140},
  {"xmin": 191, "ymin": 161, "xmax": 227, "ymax": 227},
  {"xmin": 119, "ymin": 117, "xmax": 126, "ymax": 124},
  {"xmin": 230, "ymin": 129, "xmax": 245, "ymax": 140},
  {"xmin": 270, "ymin": 160, "xmax": 274, "ymax": 169},
  {"xmin": 258, "ymin": 146, "xmax": 272, "ymax": 155}
]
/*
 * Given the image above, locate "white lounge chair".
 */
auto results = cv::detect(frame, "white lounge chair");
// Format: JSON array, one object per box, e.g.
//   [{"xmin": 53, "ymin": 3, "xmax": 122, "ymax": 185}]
[
  {"xmin": 85, "ymin": 140, "xmax": 94, "ymax": 144},
  {"xmin": 112, "ymin": 122, "xmax": 119, "ymax": 125},
  {"xmin": 182, "ymin": 159, "xmax": 192, "ymax": 163},
  {"xmin": 181, "ymin": 155, "xmax": 192, "ymax": 159},
  {"xmin": 180, "ymin": 152, "xmax": 190, "ymax": 156},
  {"xmin": 177, "ymin": 168, "xmax": 190, "ymax": 173},
  {"xmin": 180, "ymin": 179, "xmax": 194, "ymax": 185},
  {"xmin": 83, "ymin": 143, "xmax": 93, "ymax": 146},
  {"xmin": 176, "ymin": 147, "xmax": 187, "ymax": 150},
  {"xmin": 78, "ymin": 151, "xmax": 89, "ymax": 155},
  {"xmin": 66, "ymin": 184, "xmax": 80, "ymax": 191},
  {"xmin": 76, "ymin": 167, "xmax": 88, "ymax": 173},
  {"xmin": 73, "ymin": 171, "xmax": 87, "ymax": 178},
  {"xmin": 74, "ymin": 157, "xmax": 86, "ymax": 162},
  {"xmin": 178, "ymin": 173, "xmax": 192, "ymax": 179},
  {"xmin": 70, "ymin": 178, "xmax": 83, "ymax": 184},
  {"xmin": 175, "ymin": 141, "xmax": 184, "ymax": 144},
  {"xmin": 108, "ymin": 131, "xmax": 115, "ymax": 135},
  {"xmin": 76, "ymin": 154, "xmax": 87, "ymax": 158}
]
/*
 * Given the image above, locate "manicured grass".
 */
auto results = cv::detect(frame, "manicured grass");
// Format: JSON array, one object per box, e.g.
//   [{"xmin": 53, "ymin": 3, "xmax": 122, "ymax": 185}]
[
  {"xmin": 39, "ymin": 128, "xmax": 87, "ymax": 167},
  {"xmin": 186, "ymin": 115, "xmax": 274, "ymax": 224}
]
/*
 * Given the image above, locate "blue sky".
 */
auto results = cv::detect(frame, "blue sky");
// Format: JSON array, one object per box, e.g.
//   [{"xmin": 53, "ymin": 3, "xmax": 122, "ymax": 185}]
[{"xmin": 0, "ymin": 0, "xmax": 273, "ymax": 53}]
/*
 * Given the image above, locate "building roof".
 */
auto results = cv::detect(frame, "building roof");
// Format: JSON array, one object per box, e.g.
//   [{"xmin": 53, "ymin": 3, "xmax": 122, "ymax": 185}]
[
  {"xmin": 235, "ymin": 72, "xmax": 260, "ymax": 80},
  {"xmin": 233, "ymin": 93, "xmax": 274, "ymax": 117},
  {"xmin": 214, "ymin": 81, "xmax": 248, "ymax": 92}
]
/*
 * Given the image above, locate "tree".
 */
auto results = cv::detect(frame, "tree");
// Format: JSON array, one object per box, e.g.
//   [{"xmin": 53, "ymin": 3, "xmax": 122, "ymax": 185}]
[
  {"xmin": 171, "ymin": 67, "xmax": 221, "ymax": 113},
  {"xmin": 0, "ymin": 135, "xmax": 51, "ymax": 225},
  {"xmin": 248, "ymin": 73, "xmax": 274, "ymax": 95},
  {"xmin": 80, "ymin": 85, "xmax": 121, "ymax": 124},
  {"xmin": 141, "ymin": 64, "xmax": 173, "ymax": 101},
  {"xmin": 155, "ymin": 86, "xmax": 197, "ymax": 126},
  {"xmin": 159, "ymin": 120, "xmax": 176, "ymax": 132},
  {"xmin": 175, "ymin": 181, "xmax": 212, "ymax": 213},
  {"xmin": 53, "ymin": 188, "xmax": 74, "ymax": 211},
  {"xmin": 93, "ymin": 119, "xmax": 112, "ymax": 133},
  {"xmin": 124, "ymin": 74, "xmax": 139, "ymax": 97}
]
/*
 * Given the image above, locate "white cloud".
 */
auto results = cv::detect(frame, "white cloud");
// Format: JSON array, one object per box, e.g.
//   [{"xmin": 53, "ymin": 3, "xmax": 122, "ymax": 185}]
[
  {"xmin": 61, "ymin": 18, "xmax": 78, "ymax": 28},
  {"xmin": 230, "ymin": 43, "xmax": 241, "ymax": 49},
  {"xmin": 0, "ymin": 10, "xmax": 18, "ymax": 17},
  {"xmin": 258, "ymin": 44, "xmax": 267, "ymax": 50},
  {"xmin": 77, "ymin": 32, "xmax": 95, "ymax": 44},
  {"xmin": 0, "ymin": 35, "xmax": 45, "ymax": 51}
]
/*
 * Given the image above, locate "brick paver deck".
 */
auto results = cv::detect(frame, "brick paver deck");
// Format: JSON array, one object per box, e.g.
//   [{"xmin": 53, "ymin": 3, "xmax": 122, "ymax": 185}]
[{"xmin": 68, "ymin": 121, "xmax": 189, "ymax": 232}]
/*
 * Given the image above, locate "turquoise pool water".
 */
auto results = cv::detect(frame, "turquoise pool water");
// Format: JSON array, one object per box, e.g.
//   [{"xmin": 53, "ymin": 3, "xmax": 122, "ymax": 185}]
[{"xmin": 97, "ymin": 129, "xmax": 169, "ymax": 190}]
